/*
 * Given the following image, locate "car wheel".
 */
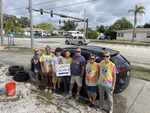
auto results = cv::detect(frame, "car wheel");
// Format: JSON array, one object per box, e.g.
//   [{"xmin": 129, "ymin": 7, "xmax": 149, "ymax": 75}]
[
  {"xmin": 65, "ymin": 41, "xmax": 69, "ymax": 45},
  {"xmin": 78, "ymin": 41, "xmax": 83, "ymax": 46},
  {"xmin": 114, "ymin": 71, "xmax": 130, "ymax": 93},
  {"xmin": 8, "ymin": 65, "xmax": 24, "ymax": 76},
  {"xmin": 13, "ymin": 70, "xmax": 30, "ymax": 82}
]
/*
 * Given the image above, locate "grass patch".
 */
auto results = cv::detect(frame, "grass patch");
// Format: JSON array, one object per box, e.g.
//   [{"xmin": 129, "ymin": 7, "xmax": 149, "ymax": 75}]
[
  {"xmin": 130, "ymin": 65, "xmax": 150, "ymax": 81},
  {"xmin": 3, "ymin": 47, "xmax": 40, "ymax": 55},
  {"xmin": 91, "ymin": 39, "xmax": 150, "ymax": 46}
]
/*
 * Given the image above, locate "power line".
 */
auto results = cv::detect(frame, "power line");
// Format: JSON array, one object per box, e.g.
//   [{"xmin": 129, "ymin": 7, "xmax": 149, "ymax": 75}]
[
  {"xmin": 4, "ymin": 0, "xmax": 59, "ymax": 13},
  {"xmin": 32, "ymin": 0, "xmax": 60, "ymax": 6},
  {"xmin": 45, "ymin": 0, "xmax": 96, "ymax": 10}
]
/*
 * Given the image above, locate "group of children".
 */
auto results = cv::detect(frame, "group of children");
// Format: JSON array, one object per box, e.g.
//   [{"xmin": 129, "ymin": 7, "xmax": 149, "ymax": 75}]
[{"xmin": 32, "ymin": 45, "xmax": 117, "ymax": 113}]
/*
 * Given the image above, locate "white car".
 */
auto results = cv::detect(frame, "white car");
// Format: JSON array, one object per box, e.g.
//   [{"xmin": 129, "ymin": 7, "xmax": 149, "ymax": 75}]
[{"xmin": 65, "ymin": 35, "xmax": 90, "ymax": 46}]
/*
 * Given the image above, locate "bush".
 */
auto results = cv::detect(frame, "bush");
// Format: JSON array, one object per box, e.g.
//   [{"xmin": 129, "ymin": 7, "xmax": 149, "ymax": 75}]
[{"xmin": 88, "ymin": 30, "xmax": 98, "ymax": 39}]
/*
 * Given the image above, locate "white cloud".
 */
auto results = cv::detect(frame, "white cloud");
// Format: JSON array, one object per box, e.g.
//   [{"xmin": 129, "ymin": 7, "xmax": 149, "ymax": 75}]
[{"xmin": 3, "ymin": 0, "xmax": 150, "ymax": 29}]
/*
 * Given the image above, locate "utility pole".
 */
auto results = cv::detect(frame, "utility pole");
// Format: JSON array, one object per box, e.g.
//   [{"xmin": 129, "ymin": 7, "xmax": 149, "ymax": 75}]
[
  {"xmin": 0, "ymin": 0, "xmax": 3, "ymax": 45},
  {"xmin": 83, "ymin": 9, "xmax": 86, "ymax": 36},
  {"xmin": 29, "ymin": 0, "xmax": 34, "ymax": 49},
  {"xmin": 85, "ymin": 18, "xmax": 88, "ymax": 38}
]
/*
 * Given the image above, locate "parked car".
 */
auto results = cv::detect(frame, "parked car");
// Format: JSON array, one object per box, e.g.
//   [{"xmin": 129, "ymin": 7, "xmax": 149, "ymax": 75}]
[
  {"xmin": 30, "ymin": 45, "xmax": 130, "ymax": 97},
  {"xmin": 97, "ymin": 35, "xmax": 110, "ymax": 40},
  {"xmin": 43, "ymin": 33, "xmax": 51, "ymax": 37},
  {"xmin": 65, "ymin": 35, "xmax": 90, "ymax": 46},
  {"xmin": 61, "ymin": 45, "xmax": 131, "ymax": 96}
]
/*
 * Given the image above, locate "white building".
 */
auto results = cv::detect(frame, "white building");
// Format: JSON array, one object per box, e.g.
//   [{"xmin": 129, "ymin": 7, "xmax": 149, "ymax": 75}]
[
  {"xmin": 22, "ymin": 27, "xmax": 51, "ymax": 37},
  {"xmin": 117, "ymin": 28, "xmax": 150, "ymax": 42}
]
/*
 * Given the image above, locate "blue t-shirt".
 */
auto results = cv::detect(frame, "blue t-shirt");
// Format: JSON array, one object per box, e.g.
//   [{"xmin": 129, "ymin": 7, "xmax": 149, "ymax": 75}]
[
  {"xmin": 71, "ymin": 55, "xmax": 86, "ymax": 76},
  {"xmin": 33, "ymin": 55, "xmax": 41, "ymax": 71}
]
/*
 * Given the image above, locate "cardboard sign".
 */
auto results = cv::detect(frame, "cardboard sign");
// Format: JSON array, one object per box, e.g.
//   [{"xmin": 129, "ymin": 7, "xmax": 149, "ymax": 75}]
[{"xmin": 55, "ymin": 64, "xmax": 71, "ymax": 76}]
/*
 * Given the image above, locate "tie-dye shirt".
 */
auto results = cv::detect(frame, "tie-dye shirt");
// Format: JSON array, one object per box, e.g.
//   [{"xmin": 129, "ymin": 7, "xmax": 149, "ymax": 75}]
[
  {"xmin": 98, "ymin": 60, "xmax": 117, "ymax": 88},
  {"xmin": 62, "ymin": 57, "xmax": 72, "ymax": 64},
  {"xmin": 40, "ymin": 53, "xmax": 54, "ymax": 72},
  {"xmin": 86, "ymin": 62, "xmax": 99, "ymax": 86}
]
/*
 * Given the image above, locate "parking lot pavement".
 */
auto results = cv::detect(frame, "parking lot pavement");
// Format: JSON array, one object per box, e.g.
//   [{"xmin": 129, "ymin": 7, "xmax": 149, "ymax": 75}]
[
  {"xmin": 116, "ymin": 78, "xmax": 150, "ymax": 113},
  {"xmin": 0, "ymin": 50, "xmax": 150, "ymax": 113},
  {"xmin": 4, "ymin": 37, "xmax": 149, "ymax": 69}
]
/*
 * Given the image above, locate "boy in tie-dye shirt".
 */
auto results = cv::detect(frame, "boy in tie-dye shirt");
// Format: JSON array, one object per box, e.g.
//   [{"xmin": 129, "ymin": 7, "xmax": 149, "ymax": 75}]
[
  {"xmin": 85, "ymin": 54, "xmax": 99, "ymax": 107},
  {"xmin": 98, "ymin": 51, "xmax": 117, "ymax": 113}
]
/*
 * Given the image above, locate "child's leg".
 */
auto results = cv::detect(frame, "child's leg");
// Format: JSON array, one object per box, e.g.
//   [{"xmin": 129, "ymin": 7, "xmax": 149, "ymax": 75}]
[{"xmin": 35, "ymin": 72, "xmax": 40, "ymax": 88}]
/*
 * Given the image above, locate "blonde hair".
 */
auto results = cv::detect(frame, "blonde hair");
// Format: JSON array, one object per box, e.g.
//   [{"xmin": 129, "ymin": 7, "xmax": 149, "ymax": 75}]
[{"xmin": 103, "ymin": 51, "xmax": 110, "ymax": 56}]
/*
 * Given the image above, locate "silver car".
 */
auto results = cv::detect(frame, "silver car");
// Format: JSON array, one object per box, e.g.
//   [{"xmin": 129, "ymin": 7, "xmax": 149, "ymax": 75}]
[{"xmin": 65, "ymin": 35, "xmax": 90, "ymax": 46}]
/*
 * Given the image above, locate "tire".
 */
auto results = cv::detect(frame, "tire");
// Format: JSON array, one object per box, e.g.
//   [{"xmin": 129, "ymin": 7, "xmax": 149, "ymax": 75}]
[
  {"xmin": 13, "ymin": 70, "xmax": 30, "ymax": 82},
  {"xmin": 8, "ymin": 65, "xmax": 24, "ymax": 76},
  {"xmin": 114, "ymin": 71, "xmax": 130, "ymax": 93},
  {"xmin": 65, "ymin": 41, "xmax": 69, "ymax": 45},
  {"xmin": 78, "ymin": 41, "xmax": 83, "ymax": 46}
]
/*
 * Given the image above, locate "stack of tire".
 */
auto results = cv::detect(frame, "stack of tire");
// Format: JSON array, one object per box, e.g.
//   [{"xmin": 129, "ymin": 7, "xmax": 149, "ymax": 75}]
[{"xmin": 8, "ymin": 65, "xmax": 30, "ymax": 82}]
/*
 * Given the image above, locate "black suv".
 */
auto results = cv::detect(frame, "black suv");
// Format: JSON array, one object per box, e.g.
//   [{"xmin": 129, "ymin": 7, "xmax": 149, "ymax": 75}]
[{"xmin": 62, "ymin": 45, "xmax": 131, "ymax": 94}]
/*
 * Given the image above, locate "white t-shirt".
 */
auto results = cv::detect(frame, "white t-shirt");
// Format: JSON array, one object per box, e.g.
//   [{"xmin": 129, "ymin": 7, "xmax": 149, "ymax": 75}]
[{"xmin": 51, "ymin": 56, "xmax": 63, "ymax": 66}]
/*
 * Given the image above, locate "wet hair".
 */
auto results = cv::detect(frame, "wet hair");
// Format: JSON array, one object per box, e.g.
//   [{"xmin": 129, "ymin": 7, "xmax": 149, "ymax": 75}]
[
  {"xmin": 90, "ymin": 54, "xmax": 96, "ymax": 58},
  {"xmin": 55, "ymin": 47, "xmax": 62, "ymax": 53},
  {"xmin": 45, "ymin": 45, "xmax": 51, "ymax": 50},
  {"xmin": 103, "ymin": 51, "xmax": 110, "ymax": 56}
]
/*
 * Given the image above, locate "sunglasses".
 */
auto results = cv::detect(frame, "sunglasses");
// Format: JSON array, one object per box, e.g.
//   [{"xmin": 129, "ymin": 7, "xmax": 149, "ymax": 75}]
[
  {"xmin": 35, "ymin": 50, "xmax": 39, "ymax": 52},
  {"xmin": 103, "ymin": 55, "xmax": 109, "ymax": 58},
  {"xmin": 89, "ymin": 58, "xmax": 95, "ymax": 60},
  {"xmin": 76, "ymin": 51, "xmax": 81, "ymax": 53}
]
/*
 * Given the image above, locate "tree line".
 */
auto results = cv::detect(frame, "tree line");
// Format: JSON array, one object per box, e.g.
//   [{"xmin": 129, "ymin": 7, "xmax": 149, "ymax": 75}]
[{"xmin": 2, "ymin": 4, "xmax": 148, "ymax": 40}]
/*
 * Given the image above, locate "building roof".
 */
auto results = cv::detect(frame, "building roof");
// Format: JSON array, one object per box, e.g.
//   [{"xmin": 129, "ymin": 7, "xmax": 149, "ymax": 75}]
[
  {"xmin": 22, "ymin": 27, "xmax": 47, "ymax": 32},
  {"xmin": 117, "ymin": 28, "xmax": 150, "ymax": 33}
]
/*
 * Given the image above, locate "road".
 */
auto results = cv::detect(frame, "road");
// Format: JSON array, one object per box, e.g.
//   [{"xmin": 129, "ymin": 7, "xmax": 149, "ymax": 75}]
[
  {"xmin": 3, "ymin": 37, "xmax": 150, "ymax": 69},
  {"xmin": 0, "ymin": 50, "xmax": 150, "ymax": 113}
]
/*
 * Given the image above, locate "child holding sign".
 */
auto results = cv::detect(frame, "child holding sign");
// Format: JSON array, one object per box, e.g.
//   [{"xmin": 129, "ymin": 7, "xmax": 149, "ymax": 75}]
[
  {"xmin": 61, "ymin": 51, "xmax": 72, "ymax": 96},
  {"xmin": 52, "ymin": 47, "xmax": 63, "ymax": 92}
]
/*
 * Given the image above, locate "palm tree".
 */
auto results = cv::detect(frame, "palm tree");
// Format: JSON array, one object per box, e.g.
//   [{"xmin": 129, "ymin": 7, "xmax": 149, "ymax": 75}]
[{"xmin": 128, "ymin": 4, "xmax": 145, "ymax": 42}]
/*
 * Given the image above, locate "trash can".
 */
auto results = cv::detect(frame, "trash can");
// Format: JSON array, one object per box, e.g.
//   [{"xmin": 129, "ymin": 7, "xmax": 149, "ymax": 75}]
[{"xmin": 5, "ymin": 82, "xmax": 16, "ymax": 96}]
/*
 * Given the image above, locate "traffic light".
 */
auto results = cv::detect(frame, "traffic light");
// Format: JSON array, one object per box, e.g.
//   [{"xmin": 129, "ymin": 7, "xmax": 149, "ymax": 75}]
[
  {"xmin": 59, "ymin": 20, "xmax": 61, "ymax": 24},
  {"xmin": 40, "ymin": 9, "xmax": 43, "ymax": 15},
  {"xmin": 50, "ymin": 10, "xmax": 53, "ymax": 17}
]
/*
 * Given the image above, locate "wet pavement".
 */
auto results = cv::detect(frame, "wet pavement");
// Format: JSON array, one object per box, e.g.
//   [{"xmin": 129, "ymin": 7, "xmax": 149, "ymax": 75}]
[
  {"xmin": 0, "ymin": 47, "xmax": 150, "ymax": 113},
  {"xmin": 114, "ymin": 78, "xmax": 150, "ymax": 113}
]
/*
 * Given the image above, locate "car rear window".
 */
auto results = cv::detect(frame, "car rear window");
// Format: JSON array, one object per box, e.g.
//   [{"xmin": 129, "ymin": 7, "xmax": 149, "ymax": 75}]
[{"xmin": 111, "ymin": 54, "xmax": 130, "ymax": 68}]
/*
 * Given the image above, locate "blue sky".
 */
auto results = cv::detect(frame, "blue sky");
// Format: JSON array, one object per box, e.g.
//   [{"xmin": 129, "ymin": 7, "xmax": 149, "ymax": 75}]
[{"xmin": 3, "ymin": 0, "xmax": 150, "ymax": 29}]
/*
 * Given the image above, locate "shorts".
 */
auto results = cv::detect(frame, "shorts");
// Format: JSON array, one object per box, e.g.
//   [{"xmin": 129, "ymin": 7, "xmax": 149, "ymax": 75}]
[
  {"xmin": 52, "ymin": 73, "xmax": 62, "ymax": 84},
  {"xmin": 43, "ymin": 72, "xmax": 52, "ymax": 77},
  {"xmin": 86, "ymin": 86, "xmax": 97, "ymax": 96},
  {"xmin": 34, "ymin": 68, "xmax": 41, "ymax": 73},
  {"xmin": 71, "ymin": 76, "xmax": 82, "ymax": 87}
]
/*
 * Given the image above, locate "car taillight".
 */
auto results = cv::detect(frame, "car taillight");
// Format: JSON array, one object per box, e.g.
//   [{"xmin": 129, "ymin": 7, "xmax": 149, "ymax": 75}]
[{"xmin": 118, "ymin": 68, "xmax": 127, "ymax": 72}]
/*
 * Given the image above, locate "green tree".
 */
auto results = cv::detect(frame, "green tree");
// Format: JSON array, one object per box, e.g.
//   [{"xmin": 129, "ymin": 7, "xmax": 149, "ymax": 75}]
[
  {"xmin": 3, "ymin": 14, "xmax": 30, "ymax": 34},
  {"xmin": 61, "ymin": 20, "xmax": 77, "ymax": 31},
  {"xmin": 96, "ymin": 18, "xmax": 132, "ymax": 40},
  {"xmin": 111, "ymin": 17, "xmax": 133, "ymax": 30},
  {"xmin": 35, "ymin": 22, "xmax": 54, "ymax": 30},
  {"xmin": 128, "ymin": 4, "xmax": 145, "ymax": 42},
  {"xmin": 87, "ymin": 28, "xmax": 98, "ymax": 39},
  {"xmin": 18, "ymin": 17, "xmax": 30, "ymax": 28},
  {"xmin": 144, "ymin": 22, "xmax": 150, "ymax": 28}
]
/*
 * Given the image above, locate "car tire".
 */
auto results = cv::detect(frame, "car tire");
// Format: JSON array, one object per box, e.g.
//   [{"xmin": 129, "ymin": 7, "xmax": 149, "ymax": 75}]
[
  {"xmin": 120, "ymin": 72, "xmax": 130, "ymax": 92},
  {"xmin": 78, "ymin": 41, "xmax": 83, "ymax": 46},
  {"xmin": 65, "ymin": 41, "xmax": 69, "ymax": 45},
  {"xmin": 114, "ymin": 71, "xmax": 130, "ymax": 93},
  {"xmin": 8, "ymin": 65, "xmax": 24, "ymax": 76},
  {"xmin": 13, "ymin": 70, "xmax": 30, "ymax": 82}
]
